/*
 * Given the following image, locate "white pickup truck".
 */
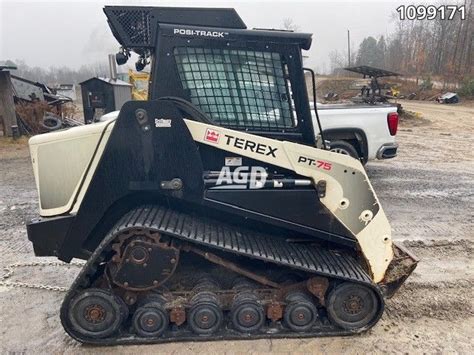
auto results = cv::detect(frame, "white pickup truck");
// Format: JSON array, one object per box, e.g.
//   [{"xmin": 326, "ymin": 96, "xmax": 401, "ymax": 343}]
[
  {"xmin": 314, "ymin": 102, "xmax": 399, "ymax": 165},
  {"xmin": 100, "ymin": 102, "xmax": 399, "ymax": 165}
]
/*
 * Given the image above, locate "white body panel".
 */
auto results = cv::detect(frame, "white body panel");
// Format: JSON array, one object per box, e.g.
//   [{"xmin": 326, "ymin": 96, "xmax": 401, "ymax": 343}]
[{"xmin": 29, "ymin": 120, "xmax": 115, "ymax": 217}]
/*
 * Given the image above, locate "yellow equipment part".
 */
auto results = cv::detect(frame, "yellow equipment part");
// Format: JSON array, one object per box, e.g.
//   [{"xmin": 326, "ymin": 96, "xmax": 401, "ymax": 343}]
[
  {"xmin": 129, "ymin": 69, "xmax": 149, "ymax": 100},
  {"xmin": 390, "ymin": 86, "xmax": 400, "ymax": 97}
]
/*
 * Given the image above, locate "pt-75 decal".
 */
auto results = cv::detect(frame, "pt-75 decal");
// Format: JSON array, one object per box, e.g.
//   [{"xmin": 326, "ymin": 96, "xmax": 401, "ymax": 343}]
[{"xmin": 298, "ymin": 156, "xmax": 332, "ymax": 171}]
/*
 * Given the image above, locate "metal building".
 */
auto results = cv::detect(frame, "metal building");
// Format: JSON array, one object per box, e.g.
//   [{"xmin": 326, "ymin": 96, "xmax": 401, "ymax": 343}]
[{"xmin": 79, "ymin": 77, "xmax": 132, "ymax": 123}]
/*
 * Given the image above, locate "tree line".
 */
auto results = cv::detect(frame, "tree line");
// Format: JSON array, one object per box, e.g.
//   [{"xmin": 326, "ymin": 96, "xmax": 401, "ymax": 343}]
[
  {"xmin": 331, "ymin": 0, "xmax": 473, "ymax": 83},
  {"xmin": 4, "ymin": 2, "xmax": 472, "ymax": 87},
  {"xmin": 2, "ymin": 59, "xmax": 109, "ymax": 85}
]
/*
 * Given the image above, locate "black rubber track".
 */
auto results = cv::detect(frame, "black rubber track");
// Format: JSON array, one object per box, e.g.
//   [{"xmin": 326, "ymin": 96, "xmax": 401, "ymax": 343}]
[
  {"xmin": 60, "ymin": 205, "xmax": 384, "ymax": 345},
  {"xmin": 117, "ymin": 206, "xmax": 372, "ymax": 283}
]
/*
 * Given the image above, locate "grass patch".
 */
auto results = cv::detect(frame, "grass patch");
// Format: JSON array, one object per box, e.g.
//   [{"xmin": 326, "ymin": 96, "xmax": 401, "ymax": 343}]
[{"xmin": 0, "ymin": 136, "xmax": 29, "ymax": 147}]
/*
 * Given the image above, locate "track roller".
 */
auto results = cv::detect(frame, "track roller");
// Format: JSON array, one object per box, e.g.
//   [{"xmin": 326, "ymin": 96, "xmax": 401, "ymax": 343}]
[
  {"xmin": 283, "ymin": 291, "xmax": 318, "ymax": 332},
  {"xmin": 326, "ymin": 282, "xmax": 379, "ymax": 330},
  {"xmin": 192, "ymin": 275, "xmax": 220, "ymax": 293},
  {"xmin": 188, "ymin": 291, "xmax": 223, "ymax": 335},
  {"xmin": 67, "ymin": 288, "xmax": 128, "ymax": 339},
  {"xmin": 231, "ymin": 276, "xmax": 258, "ymax": 292},
  {"xmin": 231, "ymin": 291, "xmax": 265, "ymax": 333},
  {"xmin": 132, "ymin": 295, "xmax": 169, "ymax": 337}
]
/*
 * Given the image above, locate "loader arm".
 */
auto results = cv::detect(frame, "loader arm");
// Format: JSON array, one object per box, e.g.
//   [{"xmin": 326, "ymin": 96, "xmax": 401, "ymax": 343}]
[{"xmin": 184, "ymin": 120, "xmax": 392, "ymax": 282}]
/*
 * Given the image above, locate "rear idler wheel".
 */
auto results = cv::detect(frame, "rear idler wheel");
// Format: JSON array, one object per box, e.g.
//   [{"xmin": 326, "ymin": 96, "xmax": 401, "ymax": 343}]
[
  {"xmin": 188, "ymin": 291, "xmax": 223, "ymax": 335},
  {"xmin": 283, "ymin": 291, "xmax": 318, "ymax": 332},
  {"xmin": 230, "ymin": 291, "xmax": 265, "ymax": 333},
  {"xmin": 326, "ymin": 282, "xmax": 379, "ymax": 330},
  {"xmin": 68, "ymin": 288, "xmax": 128, "ymax": 339},
  {"xmin": 132, "ymin": 295, "xmax": 169, "ymax": 338}
]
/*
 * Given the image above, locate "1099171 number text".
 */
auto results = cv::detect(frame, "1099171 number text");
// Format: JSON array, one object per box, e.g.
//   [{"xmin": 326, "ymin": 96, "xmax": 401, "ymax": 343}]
[{"xmin": 396, "ymin": 5, "xmax": 466, "ymax": 21}]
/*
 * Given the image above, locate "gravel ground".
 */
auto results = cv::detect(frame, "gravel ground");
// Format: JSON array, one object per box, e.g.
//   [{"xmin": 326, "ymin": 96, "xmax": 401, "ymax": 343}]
[{"xmin": 0, "ymin": 100, "xmax": 473, "ymax": 354}]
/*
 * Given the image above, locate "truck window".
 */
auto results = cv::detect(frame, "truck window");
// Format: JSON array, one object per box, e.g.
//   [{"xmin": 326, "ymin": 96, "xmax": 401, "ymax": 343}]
[{"xmin": 174, "ymin": 47, "xmax": 295, "ymax": 130}]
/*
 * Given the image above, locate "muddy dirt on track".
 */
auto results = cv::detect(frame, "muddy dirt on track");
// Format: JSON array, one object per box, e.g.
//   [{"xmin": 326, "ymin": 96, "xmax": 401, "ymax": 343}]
[{"xmin": 0, "ymin": 101, "xmax": 473, "ymax": 354}]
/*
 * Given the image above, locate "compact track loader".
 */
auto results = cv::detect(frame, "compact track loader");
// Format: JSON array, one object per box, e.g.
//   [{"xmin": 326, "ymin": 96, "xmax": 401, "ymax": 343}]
[{"xmin": 26, "ymin": 6, "xmax": 417, "ymax": 345}]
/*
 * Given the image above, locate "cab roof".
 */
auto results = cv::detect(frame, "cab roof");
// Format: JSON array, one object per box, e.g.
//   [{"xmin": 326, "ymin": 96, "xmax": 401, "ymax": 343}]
[{"xmin": 104, "ymin": 6, "xmax": 312, "ymax": 51}]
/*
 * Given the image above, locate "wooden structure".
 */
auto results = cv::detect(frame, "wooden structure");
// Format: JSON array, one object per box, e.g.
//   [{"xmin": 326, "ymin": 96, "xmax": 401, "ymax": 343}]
[{"xmin": 0, "ymin": 65, "xmax": 17, "ymax": 137}]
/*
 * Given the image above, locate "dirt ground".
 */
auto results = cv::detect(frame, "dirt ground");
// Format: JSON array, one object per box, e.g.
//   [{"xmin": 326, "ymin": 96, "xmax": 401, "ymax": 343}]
[{"xmin": 0, "ymin": 100, "xmax": 472, "ymax": 354}]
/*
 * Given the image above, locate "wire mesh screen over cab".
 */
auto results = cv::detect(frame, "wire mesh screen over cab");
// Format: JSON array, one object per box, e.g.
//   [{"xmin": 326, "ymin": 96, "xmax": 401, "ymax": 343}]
[{"xmin": 174, "ymin": 47, "xmax": 296, "ymax": 131}]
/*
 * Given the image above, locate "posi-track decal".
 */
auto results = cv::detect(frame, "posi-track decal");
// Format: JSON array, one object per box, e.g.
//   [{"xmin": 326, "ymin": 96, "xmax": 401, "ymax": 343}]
[{"xmin": 173, "ymin": 28, "xmax": 229, "ymax": 38}]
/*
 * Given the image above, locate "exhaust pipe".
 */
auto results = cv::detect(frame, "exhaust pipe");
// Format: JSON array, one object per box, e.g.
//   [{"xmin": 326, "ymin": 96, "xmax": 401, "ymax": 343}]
[{"xmin": 108, "ymin": 54, "xmax": 117, "ymax": 80}]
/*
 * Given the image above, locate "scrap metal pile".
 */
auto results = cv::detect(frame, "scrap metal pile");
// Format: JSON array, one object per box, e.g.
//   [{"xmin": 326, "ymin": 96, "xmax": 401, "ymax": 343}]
[{"xmin": 11, "ymin": 75, "xmax": 82, "ymax": 135}]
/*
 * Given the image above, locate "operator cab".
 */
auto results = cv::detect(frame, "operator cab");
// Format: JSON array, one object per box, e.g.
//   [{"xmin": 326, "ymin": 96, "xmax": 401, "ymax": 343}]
[
  {"xmin": 105, "ymin": 6, "xmax": 316, "ymax": 146},
  {"xmin": 103, "ymin": 6, "xmax": 345, "ymax": 244}
]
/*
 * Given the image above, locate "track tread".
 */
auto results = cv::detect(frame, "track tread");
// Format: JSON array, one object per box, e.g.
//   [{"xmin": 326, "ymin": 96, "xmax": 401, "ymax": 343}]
[
  {"xmin": 60, "ymin": 205, "xmax": 383, "ymax": 345},
  {"xmin": 114, "ymin": 206, "xmax": 372, "ymax": 284}
]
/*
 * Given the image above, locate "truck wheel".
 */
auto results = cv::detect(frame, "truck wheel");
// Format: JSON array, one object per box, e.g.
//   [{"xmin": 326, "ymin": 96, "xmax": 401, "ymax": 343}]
[{"xmin": 329, "ymin": 141, "xmax": 359, "ymax": 161}]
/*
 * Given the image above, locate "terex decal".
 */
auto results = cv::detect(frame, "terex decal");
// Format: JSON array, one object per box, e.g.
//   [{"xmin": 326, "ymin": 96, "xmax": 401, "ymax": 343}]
[
  {"xmin": 173, "ymin": 28, "xmax": 228, "ymax": 38},
  {"xmin": 224, "ymin": 134, "xmax": 278, "ymax": 158},
  {"xmin": 205, "ymin": 129, "xmax": 220, "ymax": 143},
  {"xmin": 298, "ymin": 156, "xmax": 332, "ymax": 171}
]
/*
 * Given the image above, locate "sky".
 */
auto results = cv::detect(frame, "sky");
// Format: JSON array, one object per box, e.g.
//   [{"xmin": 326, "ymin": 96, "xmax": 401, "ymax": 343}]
[{"xmin": 0, "ymin": 0, "xmax": 440, "ymax": 73}]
